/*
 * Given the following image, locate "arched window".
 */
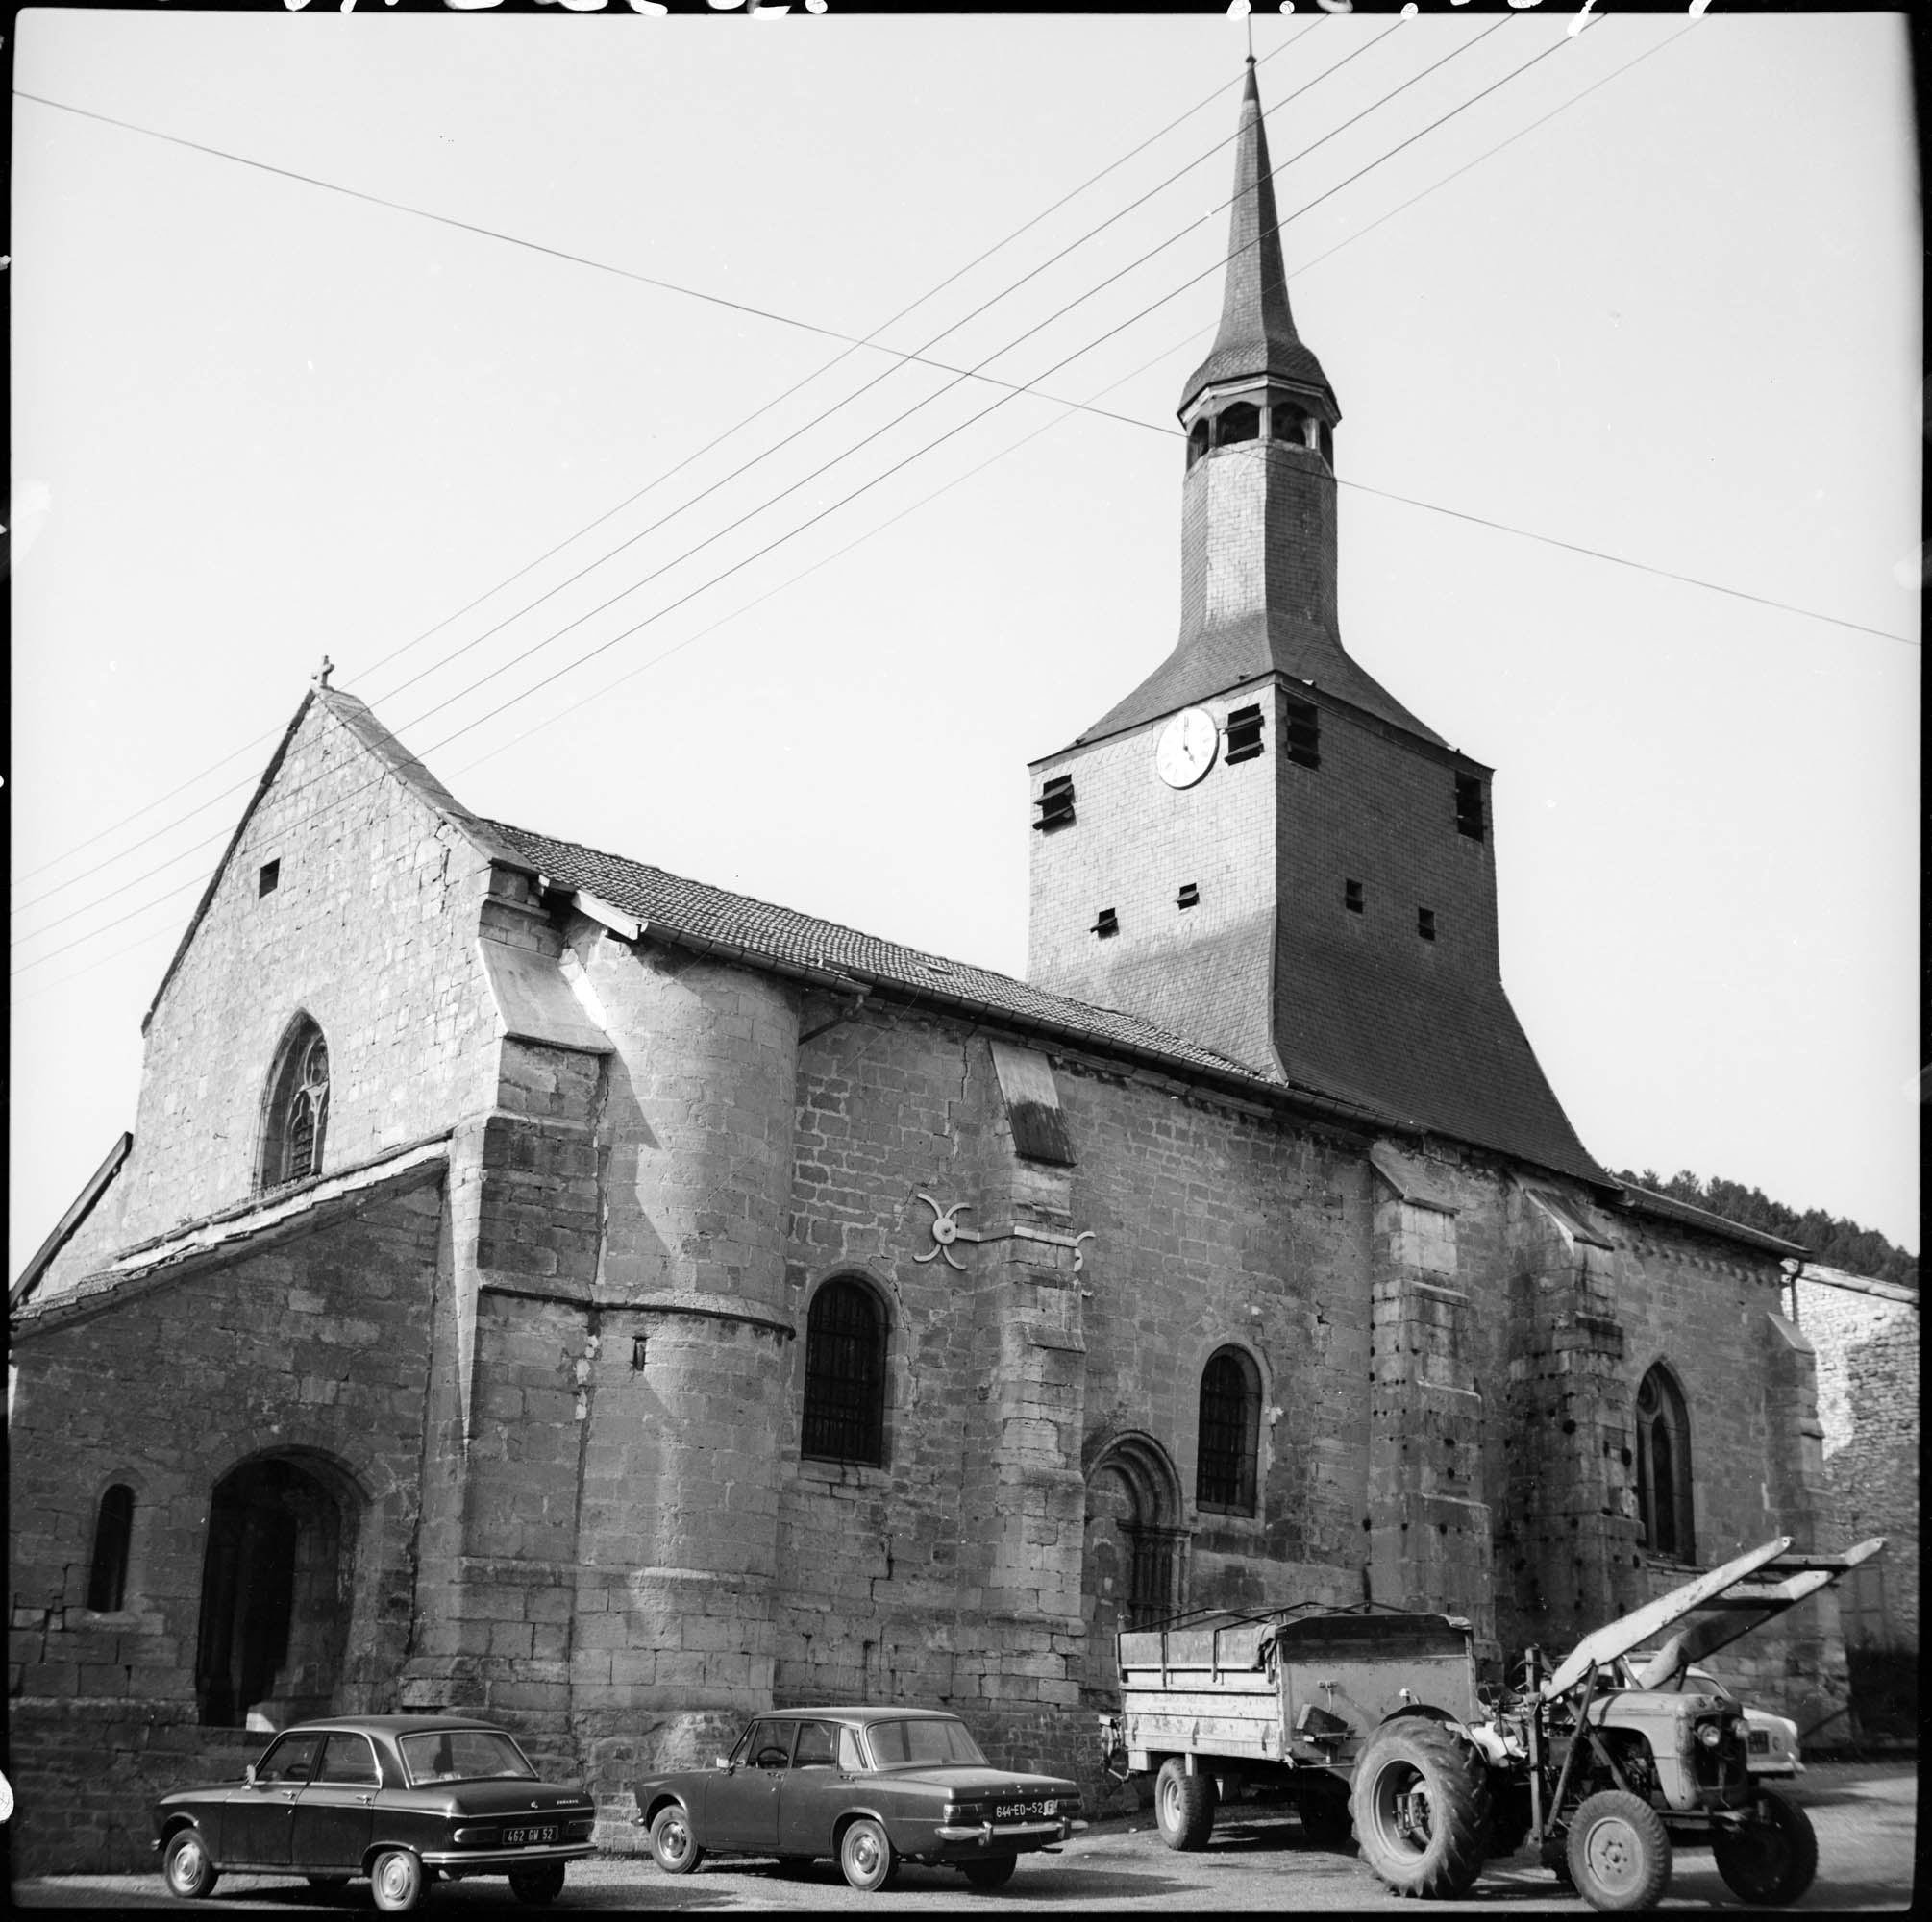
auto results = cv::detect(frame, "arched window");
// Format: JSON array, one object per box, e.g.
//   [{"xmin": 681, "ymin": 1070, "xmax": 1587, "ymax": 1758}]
[
  {"xmin": 1635, "ymin": 1364, "xmax": 1694, "ymax": 1562},
  {"xmin": 1186, "ymin": 418, "xmax": 1210, "ymax": 470},
  {"xmin": 260, "ymin": 1019, "xmax": 330, "ymax": 1191},
  {"xmin": 801, "ymin": 1278, "xmax": 886, "ymax": 1467},
  {"xmin": 1272, "ymin": 405, "xmax": 1310, "ymax": 448},
  {"xmin": 1217, "ymin": 402, "xmax": 1260, "ymax": 447},
  {"xmin": 87, "ymin": 1484, "xmax": 135, "ymax": 1612},
  {"xmin": 1197, "ymin": 1346, "xmax": 1261, "ymax": 1515}
]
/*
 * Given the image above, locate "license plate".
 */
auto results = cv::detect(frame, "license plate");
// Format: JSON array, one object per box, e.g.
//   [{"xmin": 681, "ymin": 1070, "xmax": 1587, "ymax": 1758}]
[
  {"xmin": 994, "ymin": 1801, "xmax": 1054, "ymax": 1821},
  {"xmin": 505, "ymin": 1825, "xmax": 557, "ymax": 1846}
]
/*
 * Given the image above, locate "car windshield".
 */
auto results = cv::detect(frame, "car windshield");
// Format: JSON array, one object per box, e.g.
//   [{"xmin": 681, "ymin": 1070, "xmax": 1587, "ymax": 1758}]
[
  {"xmin": 399, "ymin": 1729, "xmax": 538, "ymax": 1785},
  {"xmin": 864, "ymin": 1717, "xmax": 987, "ymax": 1769}
]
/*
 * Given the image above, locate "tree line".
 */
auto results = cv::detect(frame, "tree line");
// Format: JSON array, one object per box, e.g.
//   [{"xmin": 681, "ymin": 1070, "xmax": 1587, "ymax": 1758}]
[{"xmin": 1615, "ymin": 1168, "xmax": 1918, "ymax": 1288}]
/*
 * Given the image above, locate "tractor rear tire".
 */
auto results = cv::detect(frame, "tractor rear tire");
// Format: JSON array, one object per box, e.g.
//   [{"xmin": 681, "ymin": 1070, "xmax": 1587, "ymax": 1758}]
[
  {"xmin": 1350, "ymin": 1717, "xmax": 1491, "ymax": 1899},
  {"xmin": 1712, "ymin": 1790, "xmax": 1818, "ymax": 1907},
  {"xmin": 1566, "ymin": 1789, "xmax": 1672, "ymax": 1912},
  {"xmin": 1153, "ymin": 1758, "xmax": 1218, "ymax": 1851}
]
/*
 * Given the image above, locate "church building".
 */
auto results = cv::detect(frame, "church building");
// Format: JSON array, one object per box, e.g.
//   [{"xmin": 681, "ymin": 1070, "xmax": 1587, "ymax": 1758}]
[{"xmin": 10, "ymin": 63, "xmax": 1845, "ymax": 1870}]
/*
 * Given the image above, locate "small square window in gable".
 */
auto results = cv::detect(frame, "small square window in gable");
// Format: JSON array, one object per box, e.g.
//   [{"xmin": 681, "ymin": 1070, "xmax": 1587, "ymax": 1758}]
[
  {"xmin": 1034, "ymin": 775, "xmax": 1076, "ymax": 832},
  {"xmin": 1418, "ymin": 907, "xmax": 1437, "ymax": 942},
  {"xmin": 1225, "ymin": 705, "xmax": 1265, "ymax": 765},
  {"xmin": 258, "ymin": 859, "xmax": 281, "ymax": 898},
  {"xmin": 1092, "ymin": 906, "xmax": 1119, "ymax": 939},
  {"xmin": 1177, "ymin": 881, "xmax": 1201, "ymax": 910},
  {"xmin": 1345, "ymin": 879, "xmax": 1364, "ymax": 914}
]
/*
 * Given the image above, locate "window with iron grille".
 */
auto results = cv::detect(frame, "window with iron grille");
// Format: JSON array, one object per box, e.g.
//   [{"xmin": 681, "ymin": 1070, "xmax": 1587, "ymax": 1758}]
[
  {"xmin": 1454, "ymin": 773, "xmax": 1485, "ymax": 842},
  {"xmin": 1282, "ymin": 697, "xmax": 1321, "ymax": 769},
  {"xmin": 801, "ymin": 1278, "xmax": 886, "ymax": 1466},
  {"xmin": 1124, "ymin": 1530, "xmax": 1177, "ymax": 1629},
  {"xmin": 1635, "ymin": 1364, "xmax": 1694, "ymax": 1562},
  {"xmin": 260, "ymin": 1020, "xmax": 330, "ymax": 1192},
  {"xmin": 1225, "ymin": 705, "xmax": 1265, "ymax": 765},
  {"xmin": 87, "ymin": 1484, "xmax": 135, "ymax": 1612},
  {"xmin": 1196, "ymin": 1347, "xmax": 1260, "ymax": 1515},
  {"xmin": 1034, "ymin": 774, "xmax": 1076, "ymax": 831}
]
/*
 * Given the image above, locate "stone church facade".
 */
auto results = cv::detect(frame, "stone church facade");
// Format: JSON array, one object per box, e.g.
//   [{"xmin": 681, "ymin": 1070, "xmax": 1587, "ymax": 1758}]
[{"xmin": 10, "ymin": 66, "xmax": 1851, "ymax": 1870}]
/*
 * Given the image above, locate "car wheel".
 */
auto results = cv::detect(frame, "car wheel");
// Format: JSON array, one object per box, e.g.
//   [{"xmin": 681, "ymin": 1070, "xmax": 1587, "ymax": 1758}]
[
  {"xmin": 162, "ymin": 1829, "xmax": 219, "ymax": 1900},
  {"xmin": 508, "ymin": 1862, "xmax": 568, "ymax": 1906},
  {"xmin": 1566, "ymin": 1789, "xmax": 1672, "ymax": 1913},
  {"xmin": 838, "ymin": 1816, "xmax": 899, "ymax": 1893},
  {"xmin": 1712, "ymin": 1790, "xmax": 1818, "ymax": 1907},
  {"xmin": 1153, "ymin": 1757, "xmax": 1217, "ymax": 1851},
  {"xmin": 649, "ymin": 1802, "xmax": 705, "ymax": 1876},
  {"xmin": 962, "ymin": 1853, "xmax": 1018, "ymax": 1889},
  {"xmin": 370, "ymin": 1847, "xmax": 427, "ymax": 1914}
]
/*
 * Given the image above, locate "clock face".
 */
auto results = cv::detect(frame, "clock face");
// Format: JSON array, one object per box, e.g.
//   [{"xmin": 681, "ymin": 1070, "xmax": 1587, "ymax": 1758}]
[{"xmin": 1155, "ymin": 707, "xmax": 1219, "ymax": 789}]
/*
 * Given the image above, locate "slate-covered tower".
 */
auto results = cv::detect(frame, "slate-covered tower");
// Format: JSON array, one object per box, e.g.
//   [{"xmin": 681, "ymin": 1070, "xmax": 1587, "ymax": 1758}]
[{"xmin": 1028, "ymin": 59, "xmax": 1595, "ymax": 1186}]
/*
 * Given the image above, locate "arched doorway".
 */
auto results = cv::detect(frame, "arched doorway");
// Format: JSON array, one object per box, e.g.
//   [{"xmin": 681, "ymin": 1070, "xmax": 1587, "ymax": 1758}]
[
  {"xmin": 195, "ymin": 1454, "xmax": 356, "ymax": 1729},
  {"xmin": 1079, "ymin": 1437, "xmax": 1184, "ymax": 1710}
]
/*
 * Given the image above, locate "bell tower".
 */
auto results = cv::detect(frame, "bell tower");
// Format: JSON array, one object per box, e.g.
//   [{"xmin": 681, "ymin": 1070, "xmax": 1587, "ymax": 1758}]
[{"xmin": 1028, "ymin": 61, "xmax": 1598, "ymax": 1184}]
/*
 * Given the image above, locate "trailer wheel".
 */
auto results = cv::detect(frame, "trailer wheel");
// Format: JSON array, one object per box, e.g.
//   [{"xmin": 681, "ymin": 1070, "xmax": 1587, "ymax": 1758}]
[
  {"xmin": 1712, "ymin": 1790, "xmax": 1817, "ymax": 1907},
  {"xmin": 1566, "ymin": 1790, "xmax": 1672, "ymax": 1912},
  {"xmin": 1350, "ymin": 1718, "xmax": 1491, "ymax": 1899},
  {"xmin": 1153, "ymin": 1759, "xmax": 1218, "ymax": 1851}
]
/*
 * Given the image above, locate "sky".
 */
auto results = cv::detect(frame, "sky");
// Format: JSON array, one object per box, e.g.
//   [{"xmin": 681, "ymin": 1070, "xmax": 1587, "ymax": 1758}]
[{"xmin": 9, "ymin": 5, "xmax": 1921, "ymax": 1281}]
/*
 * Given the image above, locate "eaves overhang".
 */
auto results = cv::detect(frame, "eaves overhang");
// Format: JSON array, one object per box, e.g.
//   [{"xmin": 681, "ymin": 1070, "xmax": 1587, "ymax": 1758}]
[{"xmin": 11, "ymin": 1132, "xmax": 452, "ymax": 1338}]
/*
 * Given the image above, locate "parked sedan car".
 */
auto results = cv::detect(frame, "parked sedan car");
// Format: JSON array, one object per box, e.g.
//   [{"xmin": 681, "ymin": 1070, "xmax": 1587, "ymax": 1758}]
[
  {"xmin": 1622, "ymin": 1651, "xmax": 1804, "ymax": 1777},
  {"xmin": 634, "ymin": 1706, "xmax": 1086, "ymax": 1892},
  {"xmin": 152, "ymin": 1714, "xmax": 596, "ymax": 1911}
]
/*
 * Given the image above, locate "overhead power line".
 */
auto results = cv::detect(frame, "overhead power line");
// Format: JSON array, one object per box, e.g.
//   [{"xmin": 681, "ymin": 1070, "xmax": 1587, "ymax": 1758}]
[
  {"xmin": 12, "ymin": 17, "xmax": 1911, "ymax": 992},
  {"xmin": 20, "ymin": 17, "xmax": 1694, "ymax": 982},
  {"xmin": 8, "ymin": 20, "xmax": 1327, "ymax": 905}
]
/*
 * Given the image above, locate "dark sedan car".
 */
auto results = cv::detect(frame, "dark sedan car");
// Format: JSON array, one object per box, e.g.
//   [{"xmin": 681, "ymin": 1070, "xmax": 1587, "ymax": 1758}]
[
  {"xmin": 152, "ymin": 1714, "xmax": 596, "ymax": 1911},
  {"xmin": 633, "ymin": 1706, "xmax": 1085, "ymax": 1892}
]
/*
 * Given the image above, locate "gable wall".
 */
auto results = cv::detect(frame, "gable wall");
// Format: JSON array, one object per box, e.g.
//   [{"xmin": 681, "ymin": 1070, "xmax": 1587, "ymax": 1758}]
[
  {"xmin": 79, "ymin": 702, "xmax": 503, "ymax": 1267},
  {"xmin": 7, "ymin": 1180, "xmax": 446, "ymax": 1871}
]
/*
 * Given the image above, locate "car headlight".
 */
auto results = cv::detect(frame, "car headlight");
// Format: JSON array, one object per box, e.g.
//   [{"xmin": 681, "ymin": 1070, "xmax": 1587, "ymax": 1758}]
[{"xmin": 1697, "ymin": 1723, "xmax": 1722, "ymax": 1748}]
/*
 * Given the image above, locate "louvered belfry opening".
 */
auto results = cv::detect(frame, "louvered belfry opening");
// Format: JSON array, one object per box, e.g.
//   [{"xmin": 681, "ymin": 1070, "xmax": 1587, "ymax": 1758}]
[{"xmin": 801, "ymin": 1278, "xmax": 885, "ymax": 1466}]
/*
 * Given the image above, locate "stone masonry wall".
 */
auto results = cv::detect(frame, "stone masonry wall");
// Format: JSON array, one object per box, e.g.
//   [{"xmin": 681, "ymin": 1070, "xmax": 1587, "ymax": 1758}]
[
  {"xmin": 36, "ymin": 696, "xmax": 503, "ymax": 1289},
  {"xmin": 1795, "ymin": 1272, "xmax": 1918, "ymax": 1740},
  {"xmin": 8, "ymin": 1176, "xmax": 445, "ymax": 1871}
]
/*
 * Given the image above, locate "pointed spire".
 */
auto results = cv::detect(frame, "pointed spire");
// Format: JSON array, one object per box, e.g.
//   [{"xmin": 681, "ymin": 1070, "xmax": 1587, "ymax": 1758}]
[{"xmin": 1178, "ymin": 59, "xmax": 1335, "ymax": 417}]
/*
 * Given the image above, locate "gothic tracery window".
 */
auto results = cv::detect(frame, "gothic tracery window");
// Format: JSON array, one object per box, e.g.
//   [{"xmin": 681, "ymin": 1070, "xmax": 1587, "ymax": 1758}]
[
  {"xmin": 260, "ymin": 1020, "xmax": 330, "ymax": 1191},
  {"xmin": 1635, "ymin": 1363, "xmax": 1694, "ymax": 1562},
  {"xmin": 801, "ymin": 1277, "xmax": 886, "ymax": 1466},
  {"xmin": 1197, "ymin": 1345, "xmax": 1260, "ymax": 1515}
]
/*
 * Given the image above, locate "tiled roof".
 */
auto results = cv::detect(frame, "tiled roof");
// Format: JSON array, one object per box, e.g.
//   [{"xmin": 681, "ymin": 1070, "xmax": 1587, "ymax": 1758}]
[{"xmin": 482, "ymin": 819, "xmax": 1403, "ymax": 1129}]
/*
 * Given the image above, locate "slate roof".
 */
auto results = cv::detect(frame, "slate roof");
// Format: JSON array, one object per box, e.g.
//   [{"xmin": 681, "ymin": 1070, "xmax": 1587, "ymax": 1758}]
[
  {"xmin": 1076, "ymin": 635, "xmax": 1448, "ymax": 752},
  {"xmin": 1178, "ymin": 59, "xmax": 1336, "ymax": 418},
  {"xmin": 482, "ymin": 819, "xmax": 1405, "ymax": 1132}
]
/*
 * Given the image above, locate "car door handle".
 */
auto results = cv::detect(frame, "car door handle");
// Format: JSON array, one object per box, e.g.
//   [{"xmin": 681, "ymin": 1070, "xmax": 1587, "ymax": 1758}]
[
  {"xmin": 282, "ymin": 1791, "xmax": 299, "ymax": 1802},
  {"xmin": 358, "ymin": 1794, "xmax": 375, "ymax": 1805}
]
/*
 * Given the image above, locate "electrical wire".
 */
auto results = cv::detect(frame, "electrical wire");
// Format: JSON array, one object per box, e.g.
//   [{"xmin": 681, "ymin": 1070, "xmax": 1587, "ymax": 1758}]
[{"xmin": 10, "ymin": 22, "xmax": 1333, "ymax": 906}]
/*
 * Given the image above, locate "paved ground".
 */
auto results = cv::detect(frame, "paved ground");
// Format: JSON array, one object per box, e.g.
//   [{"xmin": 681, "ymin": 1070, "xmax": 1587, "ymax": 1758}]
[{"xmin": 13, "ymin": 1763, "xmax": 1915, "ymax": 1912}]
